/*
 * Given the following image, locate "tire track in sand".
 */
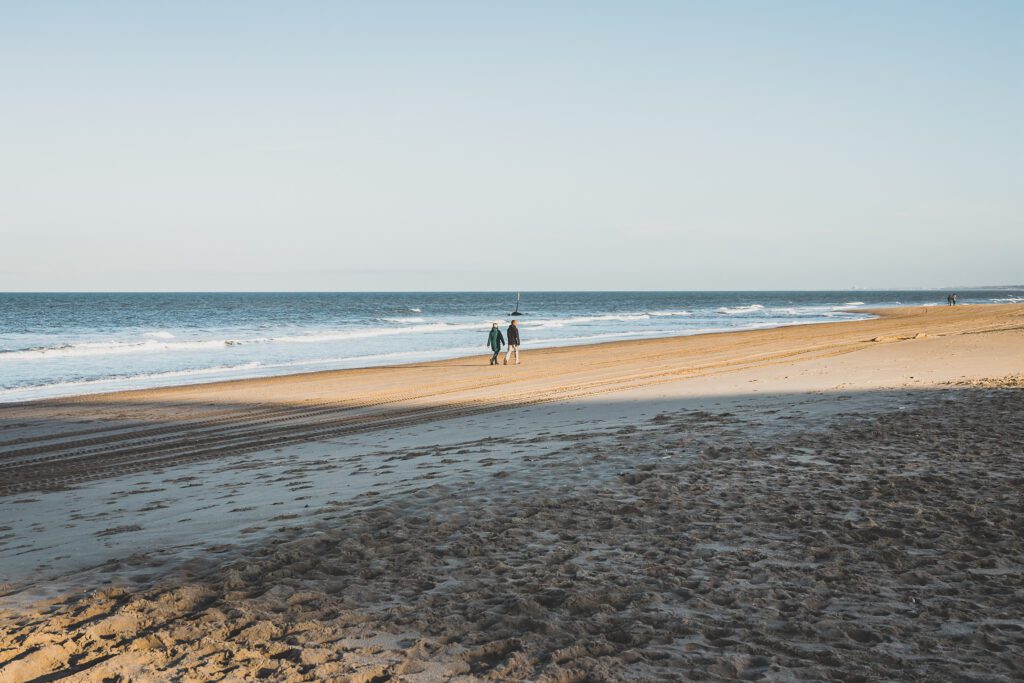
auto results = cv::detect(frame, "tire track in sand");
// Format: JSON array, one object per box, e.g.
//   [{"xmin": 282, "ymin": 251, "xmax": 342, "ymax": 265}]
[{"xmin": 0, "ymin": 338, "xmax": 872, "ymax": 495}]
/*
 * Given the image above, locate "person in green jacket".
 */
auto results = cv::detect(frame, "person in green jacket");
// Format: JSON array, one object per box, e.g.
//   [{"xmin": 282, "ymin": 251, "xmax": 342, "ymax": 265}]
[{"xmin": 486, "ymin": 322, "xmax": 505, "ymax": 365}]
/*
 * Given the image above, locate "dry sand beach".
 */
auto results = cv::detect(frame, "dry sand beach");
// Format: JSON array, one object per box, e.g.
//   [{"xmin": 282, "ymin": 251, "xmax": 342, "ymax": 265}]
[{"xmin": 1, "ymin": 304, "xmax": 1023, "ymax": 681}]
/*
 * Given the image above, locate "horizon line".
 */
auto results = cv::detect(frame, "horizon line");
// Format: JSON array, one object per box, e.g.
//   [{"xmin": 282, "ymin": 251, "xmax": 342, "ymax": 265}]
[{"xmin": 1, "ymin": 286, "xmax": 1022, "ymax": 295}]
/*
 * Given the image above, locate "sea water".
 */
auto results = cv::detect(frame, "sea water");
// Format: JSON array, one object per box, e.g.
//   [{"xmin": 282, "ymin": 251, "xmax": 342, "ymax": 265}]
[{"xmin": 1, "ymin": 290, "xmax": 1020, "ymax": 402}]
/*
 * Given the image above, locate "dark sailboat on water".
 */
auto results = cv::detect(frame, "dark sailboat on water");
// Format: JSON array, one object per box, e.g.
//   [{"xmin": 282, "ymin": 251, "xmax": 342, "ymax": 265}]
[{"xmin": 509, "ymin": 291, "xmax": 526, "ymax": 316}]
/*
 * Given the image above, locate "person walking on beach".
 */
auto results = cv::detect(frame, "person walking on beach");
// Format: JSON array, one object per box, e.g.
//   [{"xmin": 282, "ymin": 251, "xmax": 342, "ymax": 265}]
[
  {"xmin": 486, "ymin": 322, "xmax": 505, "ymax": 365},
  {"xmin": 504, "ymin": 320, "xmax": 521, "ymax": 365}
]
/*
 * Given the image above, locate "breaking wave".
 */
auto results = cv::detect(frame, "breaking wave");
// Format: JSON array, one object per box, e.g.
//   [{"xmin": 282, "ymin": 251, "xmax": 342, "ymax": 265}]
[{"xmin": 717, "ymin": 304, "xmax": 765, "ymax": 315}]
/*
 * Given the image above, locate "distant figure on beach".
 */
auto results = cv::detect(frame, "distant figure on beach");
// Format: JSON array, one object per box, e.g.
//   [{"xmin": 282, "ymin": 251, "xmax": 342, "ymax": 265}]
[
  {"xmin": 505, "ymin": 320, "xmax": 521, "ymax": 365},
  {"xmin": 486, "ymin": 322, "xmax": 505, "ymax": 365},
  {"xmin": 947, "ymin": 293, "xmax": 957, "ymax": 306}
]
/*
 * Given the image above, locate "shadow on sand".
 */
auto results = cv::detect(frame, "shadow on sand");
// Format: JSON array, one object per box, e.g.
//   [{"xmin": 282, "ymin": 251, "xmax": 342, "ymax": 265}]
[{"xmin": 0, "ymin": 382, "xmax": 1022, "ymax": 680}]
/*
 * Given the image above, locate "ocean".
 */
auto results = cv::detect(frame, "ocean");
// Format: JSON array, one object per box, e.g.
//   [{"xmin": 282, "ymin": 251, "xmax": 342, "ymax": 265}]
[{"xmin": 1, "ymin": 290, "xmax": 1020, "ymax": 403}]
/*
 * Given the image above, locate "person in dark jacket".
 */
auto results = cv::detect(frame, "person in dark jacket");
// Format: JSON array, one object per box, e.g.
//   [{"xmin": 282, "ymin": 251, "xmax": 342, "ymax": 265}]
[
  {"xmin": 486, "ymin": 323, "xmax": 505, "ymax": 365},
  {"xmin": 504, "ymin": 320, "xmax": 521, "ymax": 365}
]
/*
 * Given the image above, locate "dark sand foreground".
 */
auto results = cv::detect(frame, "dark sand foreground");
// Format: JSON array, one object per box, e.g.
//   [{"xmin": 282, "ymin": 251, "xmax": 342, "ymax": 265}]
[{"xmin": 1, "ymin": 305, "xmax": 1023, "ymax": 681}]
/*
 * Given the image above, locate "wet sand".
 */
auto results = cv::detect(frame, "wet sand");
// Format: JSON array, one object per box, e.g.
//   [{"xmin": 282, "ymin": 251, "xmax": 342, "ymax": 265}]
[{"xmin": 1, "ymin": 304, "xmax": 1022, "ymax": 681}]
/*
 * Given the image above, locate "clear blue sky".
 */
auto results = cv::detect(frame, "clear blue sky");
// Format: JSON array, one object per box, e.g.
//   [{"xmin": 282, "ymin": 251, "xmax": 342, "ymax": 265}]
[{"xmin": 1, "ymin": 1, "xmax": 1021, "ymax": 291}]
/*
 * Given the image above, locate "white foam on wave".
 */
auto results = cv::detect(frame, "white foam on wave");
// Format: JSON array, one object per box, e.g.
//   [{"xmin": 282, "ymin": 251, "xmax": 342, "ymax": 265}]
[
  {"xmin": 269, "ymin": 321, "xmax": 487, "ymax": 344},
  {"xmin": 533, "ymin": 318, "xmax": 849, "ymax": 345},
  {"xmin": 262, "ymin": 346, "xmax": 484, "ymax": 370},
  {"xmin": 648, "ymin": 310, "xmax": 691, "ymax": 317},
  {"xmin": 531, "ymin": 330, "xmax": 673, "ymax": 345},
  {"xmin": 763, "ymin": 304, "xmax": 863, "ymax": 319},
  {"xmin": 0, "ymin": 346, "xmax": 487, "ymax": 402},
  {"xmin": 525, "ymin": 313, "xmax": 652, "ymax": 329},
  {"xmin": 716, "ymin": 304, "xmax": 764, "ymax": 315},
  {"xmin": 0, "ymin": 338, "xmax": 244, "ymax": 361},
  {"xmin": 0, "ymin": 362, "xmax": 265, "ymax": 401},
  {"xmin": 380, "ymin": 317, "xmax": 426, "ymax": 324},
  {"xmin": 144, "ymin": 331, "xmax": 176, "ymax": 339},
  {"xmin": 771, "ymin": 306, "xmax": 844, "ymax": 316},
  {"xmin": 0, "ymin": 321, "xmax": 493, "ymax": 360}
]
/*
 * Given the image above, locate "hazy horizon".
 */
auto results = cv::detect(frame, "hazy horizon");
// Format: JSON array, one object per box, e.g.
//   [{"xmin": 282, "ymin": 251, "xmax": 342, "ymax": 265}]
[
  {"xmin": 3, "ymin": 285, "xmax": 1022, "ymax": 294},
  {"xmin": 2, "ymin": 2, "xmax": 1021, "ymax": 291}
]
